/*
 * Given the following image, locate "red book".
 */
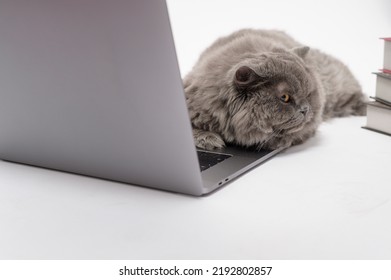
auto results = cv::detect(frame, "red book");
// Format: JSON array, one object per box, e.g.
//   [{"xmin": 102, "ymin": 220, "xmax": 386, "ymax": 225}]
[{"xmin": 381, "ymin": 37, "xmax": 391, "ymax": 74}]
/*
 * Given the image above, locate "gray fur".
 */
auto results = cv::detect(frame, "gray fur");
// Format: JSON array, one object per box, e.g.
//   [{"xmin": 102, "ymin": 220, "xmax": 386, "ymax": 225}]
[{"xmin": 184, "ymin": 29, "xmax": 367, "ymax": 150}]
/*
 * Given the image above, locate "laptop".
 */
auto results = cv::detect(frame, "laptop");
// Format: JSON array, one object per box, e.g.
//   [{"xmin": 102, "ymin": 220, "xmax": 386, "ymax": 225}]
[{"xmin": 0, "ymin": 0, "xmax": 283, "ymax": 196}]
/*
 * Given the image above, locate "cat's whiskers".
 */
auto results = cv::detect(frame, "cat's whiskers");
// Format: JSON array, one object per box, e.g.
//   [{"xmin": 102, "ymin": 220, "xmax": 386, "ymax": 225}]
[
  {"xmin": 256, "ymin": 127, "xmax": 284, "ymax": 151},
  {"xmin": 256, "ymin": 113, "xmax": 299, "ymax": 150},
  {"xmin": 281, "ymin": 112, "xmax": 305, "ymax": 129}
]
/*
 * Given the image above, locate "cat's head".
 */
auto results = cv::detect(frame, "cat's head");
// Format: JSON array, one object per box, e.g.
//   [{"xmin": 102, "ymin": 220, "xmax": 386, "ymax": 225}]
[{"xmin": 224, "ymin": 46, "xmax": 324, "ymax": 149}]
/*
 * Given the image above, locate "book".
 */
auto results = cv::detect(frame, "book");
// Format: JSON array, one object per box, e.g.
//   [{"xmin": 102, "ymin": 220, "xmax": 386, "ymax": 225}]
[
  {"xmin": 381, "ymin": 37, "xmax": 391, "ymax": 74},
  {"xmin": 371, "ymin": 72, "xmax": 391, "ymax": 105},
  {"xmin": 363, "ymin": 101, "xmax": 391, "ymax": 136},
  {"xmin": 363, "ymin": 37, "xmax": 391, "ymax": 137}
]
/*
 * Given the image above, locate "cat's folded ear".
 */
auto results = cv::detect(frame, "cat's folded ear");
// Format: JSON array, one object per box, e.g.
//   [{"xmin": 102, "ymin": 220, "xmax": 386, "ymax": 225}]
[
  {"xmin": 291, "ymin": 46, "xmax": 310, "ymax": 59},
  {"xmin": 234, "ymin": 66, "xmax": 259, "ymax": 87}
]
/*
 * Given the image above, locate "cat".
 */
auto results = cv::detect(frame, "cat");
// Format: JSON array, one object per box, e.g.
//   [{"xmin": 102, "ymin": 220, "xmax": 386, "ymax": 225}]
[{"xmin": 183, "ymin": 29, "xmax": 367, "ymax": 150}]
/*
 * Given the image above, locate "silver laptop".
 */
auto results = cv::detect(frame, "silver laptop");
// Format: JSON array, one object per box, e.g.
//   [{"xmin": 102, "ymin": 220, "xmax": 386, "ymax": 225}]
[{"xmin": 0, "ymin": 0, "xmax": 282, "ymax": 196}]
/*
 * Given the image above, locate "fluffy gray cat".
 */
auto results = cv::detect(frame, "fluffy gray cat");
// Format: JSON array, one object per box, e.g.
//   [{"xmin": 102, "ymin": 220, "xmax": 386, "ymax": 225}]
[{"xmin": 183, "ymin": 29, "xmax": 367, "ymax": 150}]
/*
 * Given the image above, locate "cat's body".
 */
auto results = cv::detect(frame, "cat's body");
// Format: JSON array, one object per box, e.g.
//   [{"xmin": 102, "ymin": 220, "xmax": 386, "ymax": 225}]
[{"xmin": 184, "ymin": 29, "xmax": 366, "ymax": 150}]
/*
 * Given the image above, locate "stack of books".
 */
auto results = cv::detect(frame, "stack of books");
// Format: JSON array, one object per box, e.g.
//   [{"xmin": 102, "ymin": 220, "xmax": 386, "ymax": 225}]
[{"xmin": 364, "ymin": 38, "xmax": 391, "ymax": 136}]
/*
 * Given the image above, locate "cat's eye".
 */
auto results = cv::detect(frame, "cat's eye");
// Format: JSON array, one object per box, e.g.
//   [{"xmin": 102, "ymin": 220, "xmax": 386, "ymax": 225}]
[{"xmin": 280, "ymin": 94, "xmax": 290, "ymax": 103}]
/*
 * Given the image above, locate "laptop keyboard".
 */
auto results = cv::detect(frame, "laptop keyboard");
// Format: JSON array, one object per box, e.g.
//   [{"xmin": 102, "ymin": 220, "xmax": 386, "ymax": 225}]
[{"xmin": 197, "ymin": 151, "xmax": 231, "ymax": 171}]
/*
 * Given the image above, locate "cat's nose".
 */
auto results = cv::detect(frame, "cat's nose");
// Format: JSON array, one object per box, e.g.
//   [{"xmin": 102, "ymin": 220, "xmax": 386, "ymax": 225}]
[{"xmin": 300, "ymin": 105, "xmax": 309, "ymax": 116}]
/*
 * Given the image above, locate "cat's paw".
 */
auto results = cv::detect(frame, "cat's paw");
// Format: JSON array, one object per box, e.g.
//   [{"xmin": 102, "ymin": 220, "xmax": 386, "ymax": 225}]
[{"xmin": 192, "ymin": 129, "xmax": 225, "ymax": 150}]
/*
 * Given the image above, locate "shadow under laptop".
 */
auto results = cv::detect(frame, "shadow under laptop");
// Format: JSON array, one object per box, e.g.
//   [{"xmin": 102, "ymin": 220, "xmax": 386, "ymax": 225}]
[
  {"xmin": 1, "ymin": 135, "xmax": 302, "ymax": 199},
  {"xmin": 0, "ymin": 158, "xmax": 205, "ymax": 199}
]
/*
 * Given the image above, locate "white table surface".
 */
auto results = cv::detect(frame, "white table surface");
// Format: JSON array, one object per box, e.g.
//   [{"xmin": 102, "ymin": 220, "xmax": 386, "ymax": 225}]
[{"xmin": 1, "ymin": 116, "xmax": 390, "ymax": 259}]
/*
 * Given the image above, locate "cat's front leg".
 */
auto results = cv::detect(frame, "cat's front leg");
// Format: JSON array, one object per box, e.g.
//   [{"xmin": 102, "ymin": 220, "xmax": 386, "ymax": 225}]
[{"xmin": 192, "ymin": 128, "xmax": 225, "ymax": 150}]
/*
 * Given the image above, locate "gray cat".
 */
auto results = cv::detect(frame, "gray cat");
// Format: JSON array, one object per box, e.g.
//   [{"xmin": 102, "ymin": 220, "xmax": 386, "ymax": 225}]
[{"xmin": 183, "ymin": 29, "xmax": 367, "ymax": 150}]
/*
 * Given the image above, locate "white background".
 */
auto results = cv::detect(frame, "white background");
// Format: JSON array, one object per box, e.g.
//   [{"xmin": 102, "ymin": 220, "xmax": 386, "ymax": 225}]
[{"xmin": 0, "ymin": 0, "xmax": 391, "ymax": 260}]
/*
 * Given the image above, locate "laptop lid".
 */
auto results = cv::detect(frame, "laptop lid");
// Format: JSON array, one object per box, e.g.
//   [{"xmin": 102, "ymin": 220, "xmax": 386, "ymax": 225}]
[{"xmin": 0, "ymin": 0, "xmax": 205, "ymax": 195}]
